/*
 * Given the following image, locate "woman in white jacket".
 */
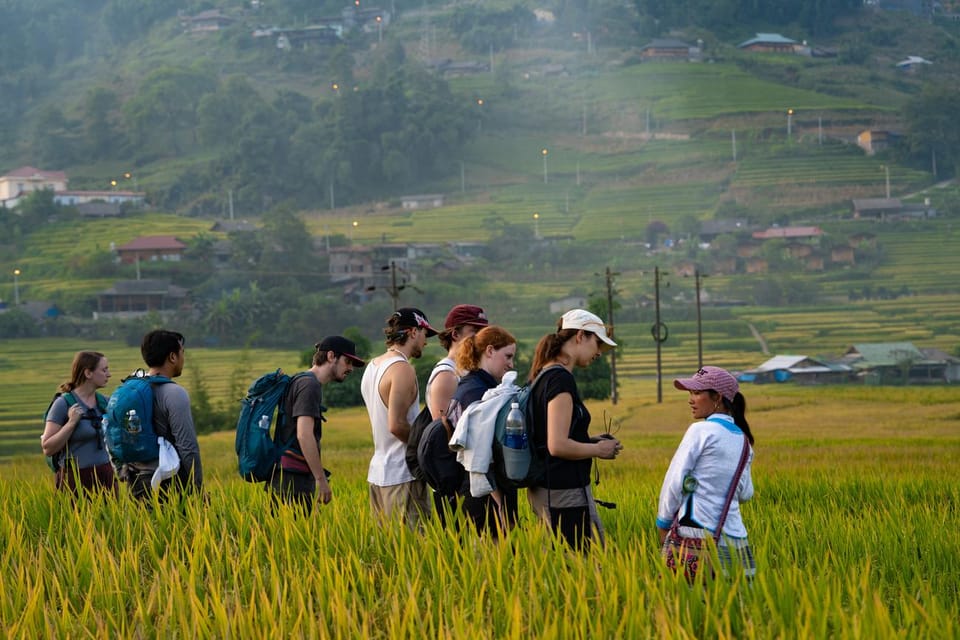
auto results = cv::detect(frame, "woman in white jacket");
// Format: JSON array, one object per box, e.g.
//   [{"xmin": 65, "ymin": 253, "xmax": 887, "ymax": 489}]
[{"xmin": 657, "ymin": 366, "xmax": 756, "ymax": 581}]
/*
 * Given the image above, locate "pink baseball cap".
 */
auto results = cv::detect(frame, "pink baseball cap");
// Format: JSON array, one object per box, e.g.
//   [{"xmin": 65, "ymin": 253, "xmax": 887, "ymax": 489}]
[{"xmin": 673, "ymin": 366, "xmax": 739, "ymax": 402}]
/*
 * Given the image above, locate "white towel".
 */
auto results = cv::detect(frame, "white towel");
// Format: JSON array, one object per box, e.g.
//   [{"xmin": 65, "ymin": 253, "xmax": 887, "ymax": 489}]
[{"xmin": 450, "ymin": 371, "xmax": 519, "ymax": 497}]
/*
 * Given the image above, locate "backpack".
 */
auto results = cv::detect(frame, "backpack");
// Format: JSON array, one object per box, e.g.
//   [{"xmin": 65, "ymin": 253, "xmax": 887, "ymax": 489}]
[
  {"xmin": 464, "ymin": 366, "xmax": 559, "ymax": 491},
  {"xmin": 42, "ymin": 391, "xmax": 108, "ymax": 472},
  {"xmin": 103, "ymin": 371, "xmax": 174, "ymax": 464},
  {"xmin": 405, "ymin": 404, "xmax": 434, "ymax": 482},
  {"xmin": 405, "ymin": 360, "xmax": 456, "ymax": 482},
  {"xmin": 235, "ymin": 369, "xmax": 312, "ymax": 482},
  {"xmin": 416, "ymin": 415, "xmax": 464, "ymax": 496}
]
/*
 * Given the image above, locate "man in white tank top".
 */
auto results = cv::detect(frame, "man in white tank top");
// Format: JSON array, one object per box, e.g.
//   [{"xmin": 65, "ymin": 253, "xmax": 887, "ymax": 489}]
[{"xmin": 361, "ymin": 307, "xmax": 438, "ymax": 528}]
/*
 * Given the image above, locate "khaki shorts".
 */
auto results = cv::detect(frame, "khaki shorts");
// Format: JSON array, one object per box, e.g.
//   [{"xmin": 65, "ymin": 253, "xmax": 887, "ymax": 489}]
[{"xmin": 369, "ymin": 480, "xmax": 430, "ymax": 529}]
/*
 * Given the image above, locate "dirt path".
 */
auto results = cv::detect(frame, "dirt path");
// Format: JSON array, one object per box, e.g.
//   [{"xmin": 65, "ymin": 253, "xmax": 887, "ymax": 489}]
[{"xmin": 748, "ymin": 322, "xmax": 769, "ymax": 355}]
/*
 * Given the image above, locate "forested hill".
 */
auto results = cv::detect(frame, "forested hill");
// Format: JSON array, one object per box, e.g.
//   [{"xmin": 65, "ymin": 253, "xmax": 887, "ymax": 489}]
[{"xmin": 2, "ymin": 0, "xmax": 959, "ymax": 216}]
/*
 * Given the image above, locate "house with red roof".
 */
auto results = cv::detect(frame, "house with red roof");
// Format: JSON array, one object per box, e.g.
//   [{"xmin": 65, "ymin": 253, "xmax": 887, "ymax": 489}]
[{"xmin": 116, "ymin": 236, "xmax": 187, "ymax": 264}]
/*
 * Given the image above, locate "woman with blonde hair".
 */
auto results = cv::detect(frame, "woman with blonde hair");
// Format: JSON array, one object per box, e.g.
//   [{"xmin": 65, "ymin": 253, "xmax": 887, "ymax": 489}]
[
  {"xmin": 526, "ymin": 309, "xmax": 622, "ymax": 551},
  {"xmin": 41, "ymin": 351, "xmax": 117, "ymax": 495}
]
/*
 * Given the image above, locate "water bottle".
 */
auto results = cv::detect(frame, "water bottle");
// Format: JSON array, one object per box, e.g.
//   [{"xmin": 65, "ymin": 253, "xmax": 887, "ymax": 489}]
[
  {"xmin": 258, "ymin": 415, "xmax": 271, "ymax": 430},
  {"xmin": 504, "ymin": 403, "xmax": 526, "ymax": 449},
  {"xmin": 126, "ymin": 409, "xmax": 141, "ymax": 434}
]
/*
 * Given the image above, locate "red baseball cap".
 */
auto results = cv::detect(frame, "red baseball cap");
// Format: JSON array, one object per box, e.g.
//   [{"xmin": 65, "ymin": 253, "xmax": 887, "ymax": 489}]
[{"xmin": 444, "ymin": 304, "xmax": 489, "ymax": 330}]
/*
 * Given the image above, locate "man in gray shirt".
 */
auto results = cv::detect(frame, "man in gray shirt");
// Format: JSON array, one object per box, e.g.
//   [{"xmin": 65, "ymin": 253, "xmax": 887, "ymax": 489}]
[{"xmin": 122, "ymin": 329, "xmax": 203, "ymax": 501}]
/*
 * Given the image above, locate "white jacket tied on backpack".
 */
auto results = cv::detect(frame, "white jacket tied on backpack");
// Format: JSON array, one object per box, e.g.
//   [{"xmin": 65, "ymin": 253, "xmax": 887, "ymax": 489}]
[{"xmin": 450, "ymin": 371, "xmax": 519, "ymax": 498}]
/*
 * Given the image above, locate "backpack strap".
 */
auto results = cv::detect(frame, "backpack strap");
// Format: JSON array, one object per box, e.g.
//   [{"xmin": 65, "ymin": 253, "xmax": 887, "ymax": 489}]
[{"xmin": 713, "ymin": 434, "xmax": 750, "ymax": 543}]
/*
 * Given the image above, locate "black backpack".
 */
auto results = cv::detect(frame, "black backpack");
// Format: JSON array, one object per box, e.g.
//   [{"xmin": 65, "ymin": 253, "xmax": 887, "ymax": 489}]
[
  {"xmin": 416, "ymin": 415, "xmax": 464, "ymax": 496},
  {"xmin": 405, "ymin": 361, "xmax": 456, "ymax": 481}
]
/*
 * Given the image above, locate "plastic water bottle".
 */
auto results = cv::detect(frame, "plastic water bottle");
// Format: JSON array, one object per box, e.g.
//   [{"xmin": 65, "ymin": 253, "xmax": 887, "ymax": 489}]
[
  {"xmin": 258, "ymin": 415, "xmax": 271, "ymax": 430},
  {"xmin": 126, "ymin": 409, "xmax": 141, "ymax": 434},
  {"xmin": 504, "ymin": 402, "xmax": 526, "ymax": 449}
]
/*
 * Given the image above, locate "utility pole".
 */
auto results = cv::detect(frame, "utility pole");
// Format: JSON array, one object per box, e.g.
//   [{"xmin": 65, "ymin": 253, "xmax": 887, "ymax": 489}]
[
  {"xmin": 651, "ymin": 266, "xmax": 669, "ymax": 403},
  {"xmin": 604, "ymin": 266, "xmax": 620, "ymax": 404},
  {"xmin": 695, "ymin": 269, "xmax": 705, "ymax": 369},
  {"xmin": 366, "ymin": 261, "xmax": 422, "ymax": 310}
]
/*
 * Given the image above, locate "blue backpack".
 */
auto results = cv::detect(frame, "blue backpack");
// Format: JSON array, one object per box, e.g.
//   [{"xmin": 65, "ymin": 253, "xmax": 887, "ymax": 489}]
[
  {"xmin": 482, "ymin": 366, "xmax": 559, "ymax": 491},
  {"xmin": 235, "ymin": 370, "xmax": 311, "ymax": 482},
  {"xmin": 103, "ymin": 371, "xmax": 174, "ymax": 464}
]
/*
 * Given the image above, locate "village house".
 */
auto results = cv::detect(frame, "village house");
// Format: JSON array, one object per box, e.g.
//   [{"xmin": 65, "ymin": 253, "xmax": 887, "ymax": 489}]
[
  {"xmin": 95, "ymin": 279, "xmax": 187, "ymax": 319},
  {"xmin": 54, "ymin": 190, "xmax": 145, "ymax": 207},
  {"xmin": 328, "ymin": 246, "xmax": 373, "ymax": 283},
  {"xmin": 841, "ymin": 342, "xmax": 958, "ymax": 384},
  {"xmin": 856, "ymin": 129, "xmax": 900, "ymax": 155},
  {"xmin": 752, "ymin": 226, "xmax": 823, "ymax": 241},
  {"xmin": 851, "ymin": 198, "xmax": 936, "ymax": 220},
  {"xmin": 180, "ymin": 9, "xmax": 235, "ymax": 34},
  {"xmin": 400, "ymin": 194, "xmax": 444, "ymax": 210},
  {"xmin": 737, "ymin": 33, "xmax": 802, "ymax": 54},
  {"xmin": 0, "ymin": 166, "xmax": 67, "ymax": 208},
  {"xmin": 638, "ymin": 38, "xmax": 700, "ymax": 62},
  {"xmin": 740, "ymin": 355, "xmax": 853, "ymax": 384},
  {"xmin": 115, "ymin": 236, "xmax": 187, "ymax": 264}
]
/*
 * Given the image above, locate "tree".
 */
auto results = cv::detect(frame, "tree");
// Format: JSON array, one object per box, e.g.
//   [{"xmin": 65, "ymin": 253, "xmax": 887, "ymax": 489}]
[
  {"xmin": 903, "ymin": 84, "xmax": 960, "ymax": 179},
  {"xmin": 123, "ymin": 65, "xmax": 215, "ymax": 156},
  {"xmin": 84, "ymin": 87, "xmax": 122, "ymax": 160}
]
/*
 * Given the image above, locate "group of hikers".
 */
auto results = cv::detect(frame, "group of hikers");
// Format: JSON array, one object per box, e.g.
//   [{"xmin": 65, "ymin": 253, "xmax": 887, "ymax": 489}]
[{"xmin": 41, "ymin": 306, "xmax": 756, "ymax": 578}]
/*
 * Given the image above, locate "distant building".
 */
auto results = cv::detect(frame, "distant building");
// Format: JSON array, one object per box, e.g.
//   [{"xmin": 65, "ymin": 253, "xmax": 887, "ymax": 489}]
[
  {"xmin": 95, "ymin": 279, "xmax": 187, "ymax": 319},
  {"xmin": 0, "ymin": 166, "xmax": 68, "ymax": 208},
  {"xmin": 851, "ymin": 198, "xmax": 936, "ymax": 220},
  {"xmin": 54, "ymin": 190, "xmax": 145, "ymax": 207},
  {"xmin": 856, "ymin": 129, "xmax": 900, "ymax": 155},
  {"xmin": 740, "ymin": 355, "xmax": 852, "ymax": 384},
  {"xmin": 841, "ymin": 342, "xmax": 956, "ymax": 384},
  {"xmin": 400, "ymin": 194, "xmax": 444, "ymax": 210},
  {"xmin": 115, "ymin": 236, "xmax": 187, "ymax": 264},
  {"xmin": 181, "ymin": 9, "xmax": 235, "ymax": 33},
  {"xmin": 752, "ymin": 226, "xmax": 823, "ymax": 240},
  {"xmin": 639, "ymin": 38, "xmax": 700, "ymax": 62},
  {"xmin": 737, "ymin": 33, "xmax": 800, "ymax": 53}
]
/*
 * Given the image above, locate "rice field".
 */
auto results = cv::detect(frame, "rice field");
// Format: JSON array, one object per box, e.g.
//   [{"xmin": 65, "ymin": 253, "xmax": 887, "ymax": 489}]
[{"xmin": 2, "ymin": 347, "xmax": 958, "ymax": 637}]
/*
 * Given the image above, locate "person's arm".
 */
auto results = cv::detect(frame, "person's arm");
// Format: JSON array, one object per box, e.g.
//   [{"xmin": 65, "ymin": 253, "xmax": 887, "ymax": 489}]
[
  {"xmin": 40, "ymin": 399, "xmax": 82, "ymax": 456},
  {"xmin": 655, "ymin": 425, "xmax": 702, "ymax": 535},
  {"xmin": 296, "ymin": 415, "xmax": 331, "ymax": 504},
  {"xmin": 164, "ymin": 386, "xmax": 203, "ymax": 491},
  {"xmin": 385, "ymin": 362, "xmax": 418, "ymax": 442},
  {"xmin": 545, "ymin": 393, "xmax": 619, "ymax": 460},
  {"xmin": 428, "ymin": 369, "xmax": 457, "ymax": 420},
  {"xmin": 738, "ymin": 465, "xmax": 754, "ymax": 503}
]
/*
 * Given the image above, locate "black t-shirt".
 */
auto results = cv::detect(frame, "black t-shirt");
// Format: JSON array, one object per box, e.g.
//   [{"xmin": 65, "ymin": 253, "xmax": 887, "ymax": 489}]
[
  {"xmin": 530, "ymin": 367, "xmax": 593, "ymax": 490},
  {"xmin": 275, "ymin": 373, "xmax": 324, "ymax": 453}
]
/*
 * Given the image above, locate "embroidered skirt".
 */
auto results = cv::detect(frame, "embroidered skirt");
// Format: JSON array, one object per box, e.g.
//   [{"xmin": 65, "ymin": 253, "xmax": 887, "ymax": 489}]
[{"xmin": 661, "ymin": 527, "xmax": 755, "ymax": 582}]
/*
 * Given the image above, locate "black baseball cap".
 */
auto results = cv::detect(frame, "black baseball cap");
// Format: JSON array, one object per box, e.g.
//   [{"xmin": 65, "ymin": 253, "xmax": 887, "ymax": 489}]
[
  {"xmin": 316, "ymin": 336, "xmax": 366, "ymax": 365},
  {"xmin": 392, "ymin": 307, "xmax": 438, "ymax": 337}
]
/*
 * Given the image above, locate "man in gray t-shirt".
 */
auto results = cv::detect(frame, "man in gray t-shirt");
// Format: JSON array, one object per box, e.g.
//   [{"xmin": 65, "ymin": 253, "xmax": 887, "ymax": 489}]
[
  {"xmin": 122, "ymin": 329, "xmax": 203, "ymax": 501},
  {"xmin": 267, "ymin": 336, "xmax": 365, "ymax": 513}
]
